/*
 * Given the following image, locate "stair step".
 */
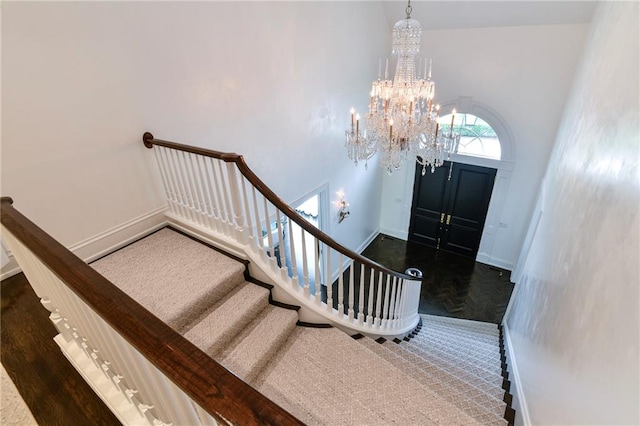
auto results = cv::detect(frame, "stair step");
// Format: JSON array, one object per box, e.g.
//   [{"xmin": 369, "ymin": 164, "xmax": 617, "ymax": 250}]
[
  {"xmin": 421, "ymin": 314, "xmax": 500, "ymax": 339},
  {"xmin": 255, "ymin": 327, "xmax": 482, "ymax": 426},
  {"xmin": 219, "ymin": 305, "xmax": 298, "ymax": 383},
  {"xmin": 91, "ymin": 228, "xmax": 246, "ymax": 333},
  {"xmin": 184, "ymin": 282, "xmax": 270, "ymax": 356},
  {"xmin": 360, "ymin": 338, "xmax": 507, "ymax": 424},
  {"xmin": 407, "ymin": 331, "xmax": 503, "ymax": 378},
  {"xmin": 422, "ymin": 313, "xmax": 499, "ymax": 329}
]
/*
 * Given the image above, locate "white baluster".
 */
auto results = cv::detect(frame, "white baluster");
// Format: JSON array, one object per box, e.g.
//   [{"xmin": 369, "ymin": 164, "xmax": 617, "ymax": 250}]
[
  {"xmin": 152, "ymin": 148, "xmax": 176, "ymax": 216},
  {"xmin": 203, "ymin": 157, "xmax": 224, "ymax": 233},
  {"xmin": 262, "ymin": 197, "xmax": 276, "ymax": 267},
  {"xmin": 347, "ymin": 260, "xmax": 355, "ymax": 321},
  {"xmin": 314, "ymin": 239, "xmax": 322, "ymax": 303},
  {"xmin": 162, "ymin": 148, "xmax": 189, "ymax": 220},
  {"xmin": 214, "ymin": 160, "xmax": 234, "ymax": 235},
  {"xmin": 374, "ymin": 271, "xmax": 384, "ymax": 328},
  {"xmin": 358, "ymin": 264, "xmax": 365, "ymax": 325},
  {"xmin": 207, "ymin": 157, "xmax": 230, "ymax": 235},
  {"xmin": 275, "ymin": 210, "xmax": 287, "ymax": 279},
  {"xmin": 240, "ymin": 176, "xmax": 254, "ymax": 245},
  {"xmin": 388, "ymin": 277, "xmax": 398, "ymax": 329},
  {"xmin": 158, "ymin": 148, "xmax": 183, "ymax": 218},
  {"xmin": 366, "ymin": 268, "xmax": 375, "ymax": 326},
  {"xmin": 182, "ymin": 152, "xmax": 205, "ymax": 227},
  {"xmin": 287, "ymin": 218, "xmax": 298, "ymax": 287},
  {"xmin": 168, "ymin": 149, "xmax": 197, "ymax": 223},
  {"xmin": 194, "ymin": 155, "xmax": 217, "ymax": 231},
  {"xmin": 382, "ymin": 274, "xmax": 391, "ymax": 328},
  {"xmin": 326, "ymin": 250, "xmax": 333, "ymax": 312},
  {"xmin": 173, "ymin": 150, "xmax": 198, "ymax": 224},
  {"xmin": 395, "ymin": 279, "xmax": 405, "ymax": 326},
  {"xmin": 225, "ymin": 164, "xmax": 249, "ymax": 244},
  {"xmin": 251, "ymin": 187, "xmax": 265, "ymax": 254},
  {"xmin": 301, "ymin": 228, "xmax": 310, "ymax": 297},
  {"xmin": 337, "ymin": 254, "xmax": 344, "ymax": 317}
]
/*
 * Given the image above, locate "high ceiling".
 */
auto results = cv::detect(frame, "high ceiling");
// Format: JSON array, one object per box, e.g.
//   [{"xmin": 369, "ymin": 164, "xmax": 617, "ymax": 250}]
[{"xmin": 381, "ymin": 1, "xmax": 597, "ymax": 30}]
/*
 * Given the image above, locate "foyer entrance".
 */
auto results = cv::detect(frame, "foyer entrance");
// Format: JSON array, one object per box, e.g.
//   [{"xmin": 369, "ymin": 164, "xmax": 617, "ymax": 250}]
[{"xmin": 408, "ymin": 161, "xmax": 496, "ymax": 258}]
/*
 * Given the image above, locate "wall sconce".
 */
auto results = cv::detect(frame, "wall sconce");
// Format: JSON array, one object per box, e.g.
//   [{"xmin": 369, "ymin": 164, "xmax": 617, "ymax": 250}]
[{"xmin": 338, "ymin": 192, "xmax": 350, "ymax": 223}]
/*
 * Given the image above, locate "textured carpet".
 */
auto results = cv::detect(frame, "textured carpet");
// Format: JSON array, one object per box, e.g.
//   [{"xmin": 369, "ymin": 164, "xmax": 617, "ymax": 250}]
[
  {"xmin": 91, "ymin": 228, "xmax": 246, "ymax": 333},
  {"xmin": 93, "ymin": 227, "xmax": 508, "ymax": 425},
  {"xmin": 1, "ymin": 363, "xmax": 37, "ymax": 426}
]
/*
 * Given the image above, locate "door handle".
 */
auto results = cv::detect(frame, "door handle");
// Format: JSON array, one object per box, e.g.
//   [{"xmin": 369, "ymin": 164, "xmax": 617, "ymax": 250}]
[
  {"xmin": 446, "ymin": 214, "xmax": 451, "ymax": 225},
  {"xmin": 440, "ymin": 213, "xmax": 445, "ymax": 224}
]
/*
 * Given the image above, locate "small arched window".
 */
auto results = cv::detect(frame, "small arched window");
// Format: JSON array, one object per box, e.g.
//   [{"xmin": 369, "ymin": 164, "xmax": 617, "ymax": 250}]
[{"xmin": 438, "ymin": 113, "xmax": 501, "ymax": 160}]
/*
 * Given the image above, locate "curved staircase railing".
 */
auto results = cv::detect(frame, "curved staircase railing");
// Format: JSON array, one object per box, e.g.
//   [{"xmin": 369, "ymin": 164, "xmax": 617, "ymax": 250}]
[
  {"xmin": 0, "ymin": 197, "xmax": 302, "ymax": 425},
  {"xmin": 143, "ymin": 132, "xmax": 422, "ymax": 336}
]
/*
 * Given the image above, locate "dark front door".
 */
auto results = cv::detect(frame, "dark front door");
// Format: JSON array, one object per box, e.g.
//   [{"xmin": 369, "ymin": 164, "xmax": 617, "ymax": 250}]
[{"xmin": 408, "ymin": 162, "xmax": 496, "ymax": 258}]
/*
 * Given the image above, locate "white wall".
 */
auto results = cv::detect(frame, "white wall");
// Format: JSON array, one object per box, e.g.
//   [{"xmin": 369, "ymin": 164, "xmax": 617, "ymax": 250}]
[
  {"xmin": 379, "ymin": 23, "xmax": 589, "ymax": 270},
  {"xmin": 505, "ymin": 2, "xmax": 639, "ymax": 424},
  {"xmin": 1, "ymin": 2, "xmax": 387, "ymax": 273}
]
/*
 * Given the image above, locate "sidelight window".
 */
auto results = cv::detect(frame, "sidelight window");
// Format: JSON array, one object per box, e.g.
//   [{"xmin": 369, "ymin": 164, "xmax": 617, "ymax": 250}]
[{"xmin": 438, "ymin": 113, "xmax": 501, "ymax": 160}]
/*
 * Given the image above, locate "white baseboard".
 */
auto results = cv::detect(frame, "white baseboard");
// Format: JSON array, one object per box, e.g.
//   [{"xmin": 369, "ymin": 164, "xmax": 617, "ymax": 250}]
[
  {"xmin": 356, "ymin": 227, "xmax": 380, "ymax": 255},
  {"xmin": 476, "ymin": 253, "xmax": 515, "ymax": 273},
  {"xmin": 1, "ymin": 207, "xmax": 168, "ymax": 281},
  {"xmin": 379, "ymin": 226, "xmax": 408, "ymax": 241},
  {"xmin": 502, "ymin": 322, "xmax": 532, "ymax": 426}
]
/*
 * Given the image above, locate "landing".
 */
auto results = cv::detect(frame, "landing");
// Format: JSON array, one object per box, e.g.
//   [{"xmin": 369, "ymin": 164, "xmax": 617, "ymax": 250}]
[{"xmin": 90, "ymin": 227, "xmax": 246, "ymax": 333}]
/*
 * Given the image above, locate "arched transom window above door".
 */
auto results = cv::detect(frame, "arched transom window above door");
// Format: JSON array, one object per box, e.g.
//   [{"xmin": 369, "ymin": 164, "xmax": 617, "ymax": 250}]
[{"xmin": 438, "ymin": 113, "xmax": 501, "ymax": 160}]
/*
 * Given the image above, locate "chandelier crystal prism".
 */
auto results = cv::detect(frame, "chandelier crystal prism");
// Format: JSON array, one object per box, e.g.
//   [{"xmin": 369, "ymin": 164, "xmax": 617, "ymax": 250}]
[{"xmin": 345, "ymin": 0, "xmax": 460, "ymax": 175}]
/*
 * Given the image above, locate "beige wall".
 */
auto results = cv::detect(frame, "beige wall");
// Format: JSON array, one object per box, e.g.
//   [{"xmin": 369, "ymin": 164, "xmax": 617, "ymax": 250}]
[{"xmin": 505, "ymin": 2, "xmax": 640, "ymax": 424}]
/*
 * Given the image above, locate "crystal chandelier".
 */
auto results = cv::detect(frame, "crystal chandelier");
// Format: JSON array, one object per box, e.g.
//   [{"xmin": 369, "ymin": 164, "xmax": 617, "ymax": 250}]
[{"xmin": 345, "ymin": 0, "xmax": 460, "ymax": 175}]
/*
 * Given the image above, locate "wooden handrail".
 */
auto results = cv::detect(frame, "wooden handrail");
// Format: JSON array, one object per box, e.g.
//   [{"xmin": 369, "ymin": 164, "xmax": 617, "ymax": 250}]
[
  {"xmin": 142, "ymin": 132, "xmax": 415, "ymax": 282},
  {"xmin": 0, "ymin": 197, "xmax": 302, "ymax": 426}
]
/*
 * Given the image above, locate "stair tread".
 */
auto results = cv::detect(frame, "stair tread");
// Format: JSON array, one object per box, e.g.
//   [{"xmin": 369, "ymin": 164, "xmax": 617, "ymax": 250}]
[
  {"xmin": 91, "ymin": 228, "xmax": 245, "ymax": 333},
  {"xmin": 406, "ymin": 332, "xmax": 503, "ymax": 377},
  {"xmin": 255, "ymin": 327, "xmax": 483, "ymax": 426},
  {"xmin": 360, "ymin": 338, "xmax": 507, "ymax": 423},
  {"xmin": 184, "ymin": 282, "xmax": 270, "ymax": 356},
  {"xmin": 220, "ymin": 305, "xmax": 298, "ymax": 382},
  {"xmin": 421, "ymin": 314, "xmax": 499, "ymax": 334}
]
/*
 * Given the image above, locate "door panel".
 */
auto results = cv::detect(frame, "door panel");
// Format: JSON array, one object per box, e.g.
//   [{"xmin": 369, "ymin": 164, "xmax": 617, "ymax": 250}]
[
  {"xmin": 441, "ymin": 164, "xmax": 496, "ymax": 256},
  {"xmin": 408, "ymin": 163, "xmax": 449, "ymax": 247}
]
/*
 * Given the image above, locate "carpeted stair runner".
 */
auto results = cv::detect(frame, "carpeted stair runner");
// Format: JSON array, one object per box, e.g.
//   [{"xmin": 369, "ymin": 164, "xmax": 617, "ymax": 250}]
[
  {"xmin": 91, "ymin": 227, "xmax": 509, "ymax": 425},
  {"xmin": 91, "ymin": 228, "xmax": 246, "ymax": 333},
  {"xmin": 358, "ymin": 315, "xmax": 508, "ymax": 424},
  {"xmin": 219, "ymin": 305, "xmax": 299, "ymax": 383}
]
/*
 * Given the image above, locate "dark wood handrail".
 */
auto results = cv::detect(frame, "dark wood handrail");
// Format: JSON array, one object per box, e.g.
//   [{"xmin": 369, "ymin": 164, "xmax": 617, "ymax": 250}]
[
  {"xmin": 0, "ymin": 197, "xmax": 303, "ymax": 426},
  {"xmin": 142, "ymin": 132, "xmax": 415, "ymax": 281}
]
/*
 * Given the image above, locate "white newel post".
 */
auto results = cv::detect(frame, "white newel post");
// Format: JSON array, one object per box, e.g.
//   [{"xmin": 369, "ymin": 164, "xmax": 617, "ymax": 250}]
[{"xmin": 225, "ymin": 164, "xmax": 249, "ymax": 245}]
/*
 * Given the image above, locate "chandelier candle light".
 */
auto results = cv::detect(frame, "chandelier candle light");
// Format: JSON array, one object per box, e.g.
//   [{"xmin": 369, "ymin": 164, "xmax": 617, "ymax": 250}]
[{"xmin": 345, "ymin": 0, "xmax": 460, "ymax": 175}]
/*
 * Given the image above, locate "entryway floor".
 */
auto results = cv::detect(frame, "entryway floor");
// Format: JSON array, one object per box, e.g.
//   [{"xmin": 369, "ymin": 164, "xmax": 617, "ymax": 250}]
[{"xmin": 361, "ymin": 234, "xmax": 514, "ymax": 324}]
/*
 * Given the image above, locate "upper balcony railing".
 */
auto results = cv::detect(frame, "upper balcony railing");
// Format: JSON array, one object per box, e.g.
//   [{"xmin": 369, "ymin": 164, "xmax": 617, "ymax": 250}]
[{"xmin": 143, "ymin": 132, "xmax": 422, "ymax": 336}]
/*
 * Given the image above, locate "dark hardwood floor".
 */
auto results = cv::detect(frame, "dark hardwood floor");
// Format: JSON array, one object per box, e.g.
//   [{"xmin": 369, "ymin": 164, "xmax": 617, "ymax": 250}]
[
  {"xmin": 1, "ymin": 272, "xmax": 120, "ymax": 426},
  {"xmin": 1, "ymin": 232, "xmax": 513, "ymax": 424},
  {"xmin": 362, "ymin": 233, "xmax": 514, "ymax": 324}
]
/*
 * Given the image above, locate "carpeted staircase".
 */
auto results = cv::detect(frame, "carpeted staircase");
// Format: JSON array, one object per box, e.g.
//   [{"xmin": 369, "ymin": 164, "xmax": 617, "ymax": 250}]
[{"xmin": 91, "ymin": 228, "xmax": 512, "ymax": 425}]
